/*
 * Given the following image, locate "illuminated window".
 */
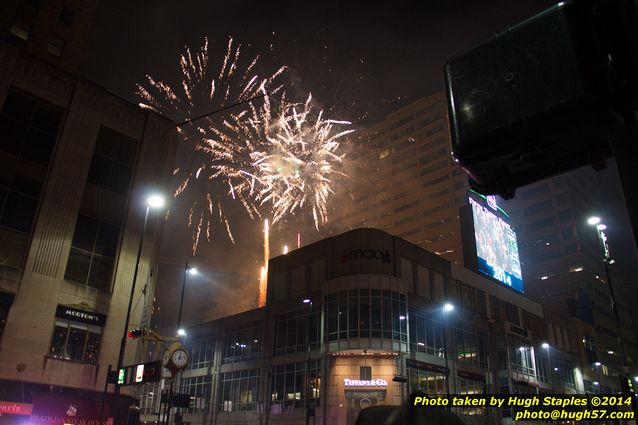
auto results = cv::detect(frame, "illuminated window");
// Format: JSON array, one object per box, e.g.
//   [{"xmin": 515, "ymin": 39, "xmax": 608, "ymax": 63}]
[
  {"xmin": 47, "ymin": 37, "xmax": 65, "ymax": 57},
  {"xmin": 219, "ymin": 369, "xmax": 259, "ymax": 411},
  {"xmin": 48, "ymin": 307, "xmax": 104, "ymax": 364},
  {"xmin": 379, "ymin": 148, "xmax": 391, "ymax": 159},
  {"xmin": 8, "ymin": 24, "xmax": 29, "ymax": 41}
]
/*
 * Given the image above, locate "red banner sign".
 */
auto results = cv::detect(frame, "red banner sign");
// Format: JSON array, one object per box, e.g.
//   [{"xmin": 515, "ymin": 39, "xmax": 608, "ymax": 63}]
[{"xmin": 0, "ymin": 401, "xmax": 34, "ymax": 415}]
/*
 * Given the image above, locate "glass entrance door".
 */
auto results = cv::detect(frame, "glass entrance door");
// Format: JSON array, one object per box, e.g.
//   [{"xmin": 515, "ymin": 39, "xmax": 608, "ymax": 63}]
[{"xmin": 345, "ymin": 390, "xmax": 386, "ymax": 425}]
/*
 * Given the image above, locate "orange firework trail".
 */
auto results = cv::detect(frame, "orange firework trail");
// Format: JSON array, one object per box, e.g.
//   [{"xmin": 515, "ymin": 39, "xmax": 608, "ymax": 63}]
[{"xmin": 258, "ymin": 219, "xmax": 269, "ymax": 307}]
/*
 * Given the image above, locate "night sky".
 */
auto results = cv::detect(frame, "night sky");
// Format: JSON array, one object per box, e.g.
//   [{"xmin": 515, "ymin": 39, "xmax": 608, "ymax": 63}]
[{"xmin": 78, "ymin": 0, "xmax": 638, "ymax": 330}]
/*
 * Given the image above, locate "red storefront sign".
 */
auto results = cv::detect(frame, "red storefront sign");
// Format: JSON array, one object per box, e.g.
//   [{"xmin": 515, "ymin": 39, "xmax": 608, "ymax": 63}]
[
  {"xmin": 0, "ymin": 402, "xmax": 33, "ymax": 415},
  {"xmin": 28, "ymin": 393, "xmax": 110, "ymax": 425}
]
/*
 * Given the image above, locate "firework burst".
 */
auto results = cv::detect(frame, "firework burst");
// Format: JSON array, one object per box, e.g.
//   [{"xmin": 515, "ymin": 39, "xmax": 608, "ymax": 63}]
[
  {"xmin": 136, "ymin": 37, "xmax": 286, "ymax": 253},
  {"xmin": 217, "ymin": 93, "xmax": 354, "ymax": 229},
  {"xmin": 137, "ymin": 37, "xmax": 353, "ymax": 254}
]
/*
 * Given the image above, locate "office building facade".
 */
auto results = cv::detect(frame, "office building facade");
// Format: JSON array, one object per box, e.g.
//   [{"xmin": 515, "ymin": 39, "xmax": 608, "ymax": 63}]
[
  {"xmin": 0, "ymin": 15, "xmax": 177, "ymax": 425},
  {"xmin": 141, "ymin": 229, "xmax": 587, "ymax": 425}
]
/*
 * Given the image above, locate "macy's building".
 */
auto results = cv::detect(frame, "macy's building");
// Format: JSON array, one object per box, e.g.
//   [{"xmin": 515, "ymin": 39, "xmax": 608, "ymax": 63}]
[{"xmin": 140, "ymin": 229, "xmax": 589, "ymax": 425}]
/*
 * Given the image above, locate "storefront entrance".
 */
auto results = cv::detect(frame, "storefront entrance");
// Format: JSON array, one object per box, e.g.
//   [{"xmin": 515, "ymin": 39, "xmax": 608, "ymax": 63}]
[{"xmin": 345, "ymin": 390, "xmax": 386, "ymax": 425}]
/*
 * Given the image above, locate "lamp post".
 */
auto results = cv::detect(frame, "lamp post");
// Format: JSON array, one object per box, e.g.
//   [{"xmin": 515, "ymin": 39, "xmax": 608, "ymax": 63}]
[
  {"xmin": 302, "ymin": 297, "xmax": 314, "ymax": 425},
  {"xmin": 587, "ymin": 217, "xmax": 629, "ymax": 373},
  {"xmin": 542, "ymin": 343, "xmax": 555, "ymax": 393},
  {"xmin": 113, "ymin": 194, "xmax": 165, "ymax": 425},
  {"xmin": 177, "ymin": 263, "xmax": 197, "ymax": 336},
  {"xmin": 442, "ymin": 303, "xmax": 454, "ymax": 398}
]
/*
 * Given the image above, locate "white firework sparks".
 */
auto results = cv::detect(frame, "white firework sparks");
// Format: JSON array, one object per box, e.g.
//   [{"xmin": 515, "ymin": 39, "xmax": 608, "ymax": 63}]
[
  {"xmin": 136, "ymin": 37, "xmax": 286, "ymax": 253},
  {"xmin": 214, "ymin": 92, "xmax": 354, "ymax": 229},
  {"xmin": 252, "ymin": 94, "xmax": 354, "ymax": 228}
]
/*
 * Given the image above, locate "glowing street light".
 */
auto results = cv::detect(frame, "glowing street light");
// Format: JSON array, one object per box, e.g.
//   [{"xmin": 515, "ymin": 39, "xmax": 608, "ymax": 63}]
[
  {"xmin": 442, "ymin": 302, "xmax": 454, "ymax": 400},
  {"xmin": 177, "ymin": 262, "xmax": 198, "ymax": 336},
  {"xmin": 587, "ymin": 216, "xmax": 601, "ymax": 226},
  {"xmin": 588, "ymin": 216, "xmax": 628, "ymax": 375},
  {"xmin": 113, "ymin": 192, "xmax": 166, "ymax": 425},
  {"xmin": 147, "ymin": 194, "xmax": 166, "ymax": 209}
]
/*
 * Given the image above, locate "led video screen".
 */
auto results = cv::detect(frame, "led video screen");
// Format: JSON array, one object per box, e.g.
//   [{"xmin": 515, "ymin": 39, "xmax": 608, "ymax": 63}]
[{"xmin": 469, "ymin": 196, "xmax": 523, "ymax": 292}]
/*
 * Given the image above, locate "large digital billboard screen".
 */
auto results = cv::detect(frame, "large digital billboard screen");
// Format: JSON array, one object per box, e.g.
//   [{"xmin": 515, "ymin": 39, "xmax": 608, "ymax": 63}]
[{"xmin": 469, "ymin": 195, "xmax": 523, "ymax": 292}]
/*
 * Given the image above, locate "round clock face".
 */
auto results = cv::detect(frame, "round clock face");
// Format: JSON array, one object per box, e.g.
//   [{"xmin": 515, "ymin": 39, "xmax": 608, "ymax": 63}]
[
  {"xmin": 162, "ymin": 349, "xmax": 171, "ymax": 366},
  {"xmin": 172, "ymin": 349, "xmax": 189, "ymax": 369}
]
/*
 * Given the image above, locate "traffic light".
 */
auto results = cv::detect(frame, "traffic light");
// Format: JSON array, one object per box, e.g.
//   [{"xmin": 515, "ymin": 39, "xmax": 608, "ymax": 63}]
[
  {"xmin": 127, "ymin": 328, "xmax": 145, "ymax": 339},
  {"xmin": 117, "ymin": 361, "xmax": 161, "ymax": 386}
]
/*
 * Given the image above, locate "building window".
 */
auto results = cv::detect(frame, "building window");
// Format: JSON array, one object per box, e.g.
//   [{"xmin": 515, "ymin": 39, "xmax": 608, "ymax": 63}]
[
  {"xmin": 86, "ymin": 127, "xmax": 138, "ymax": 195},
  {"xmin": 325, "ymin": 290, "xmax": 407, "ymax": 342},
  {"xmin": 509, "ymin": 339, "xmax": 536, "ymax": 378},
  {"xmin": 8, "ymin": 24, "xmax": 30, "ymax": 42},
  {"xmin": 271, "ymin": 361, "xmax": 320, "ymax": 410},
  {"xmin": 47, "ymin": 37, "xmax": 65, "ymax": 57},
  {"xmin": 360, "ymin": 366, "xmax": 372, "ymax": 380},
  {"xmin": 1, "ymin": 89, "xmax": 63, "ymax": 164},
  {"xmin": 408, "ymin": 307, "xmax": 444, "ymax": 355},
  {"xmin": 273, "ymin": 305, "xmax": 320, "ymax": 355},
  {"xmin": 59, "ymin": 7, "xmax": 74, "ymax": 25},
  {"xmin": 407, "ymin": 362, "xmax": 446, "ymax": 395},
  {"xmin": 222, "ymin": 321, "xmax": 263, "ymax": 364},
  {"xmin": 0, "ymin": 292, "xmax": 15, "ymax": 342},
  {"xmin": 48, "ymin": 307, "xmax": 105, "ymax": 364},
  {"xmin": 179, "ymin": 375, "xmax": 211, "ymax": 414},
  {"xmin": 219, "ymin": 369, "xmax": 259, "ymax": 412},
  {"xmin": 490, "ymin": 296, "xmax": 519, "ymax": 325},
  {"xmin": 0, "ymin": 90, "xmax": 63, "ymax": 269},
  {"xmin": 454, "ymin": 323, "xmax": 487, "ymax": 367},
  {"xmin": 65, "ymin": 126, "xmax": 138, "ymax": 291},
  {"xmin": 65, "ymin": 214, "xmax": 119, "ymax": 290},
  {"xmin": 186, "ymin": 336, "xmax": 215, "ymax": 370}
]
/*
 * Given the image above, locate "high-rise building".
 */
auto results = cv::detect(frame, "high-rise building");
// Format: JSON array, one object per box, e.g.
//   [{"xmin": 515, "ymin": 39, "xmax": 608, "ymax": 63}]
[
  {"xmin": 0, "ymin": 3, "xmax": 178, "ymax": 423},
  {"xmin": 328, "ymin": 92, "xmax": 470, "ymax": 264},
  {"xmin": 327, "ymin": 91, "xmax": 637, "ymax": 394},
  {"xmin": 499, "ymin": 169, "xmax": 638, "ymax": 392}
]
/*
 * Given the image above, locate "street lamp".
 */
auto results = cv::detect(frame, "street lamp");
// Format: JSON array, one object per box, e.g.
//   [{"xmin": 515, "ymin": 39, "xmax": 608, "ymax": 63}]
[
  {"xmin": 177, "ymin": 263, "xmax": 198, "ymax": 336},
  {"xmin": 587, "ymin": 217, "xmax": 628, "ymax": 373},
  {"xmin": 542, "ymin": 343, "xmax": 555, "ymax": 393},
  {"xmin": 113, "ymin": 193, "xmax": 165, "ymax": 425},
  {"xmin": 594, "ymin": 362, "xmax": 602, "ymax": 394},
  {"xmin": 442, "ymin": 302, "xmax": 454, "ymax": 398},
  {"xmin": 301, "ymin": 298, "xmax": 315, "ymax": 425}
]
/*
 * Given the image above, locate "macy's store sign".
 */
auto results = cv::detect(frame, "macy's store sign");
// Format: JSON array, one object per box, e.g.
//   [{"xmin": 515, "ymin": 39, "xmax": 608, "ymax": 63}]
[{"xmin": 343, "ymin": 378, "xmax": 388, "ymax": 387}]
